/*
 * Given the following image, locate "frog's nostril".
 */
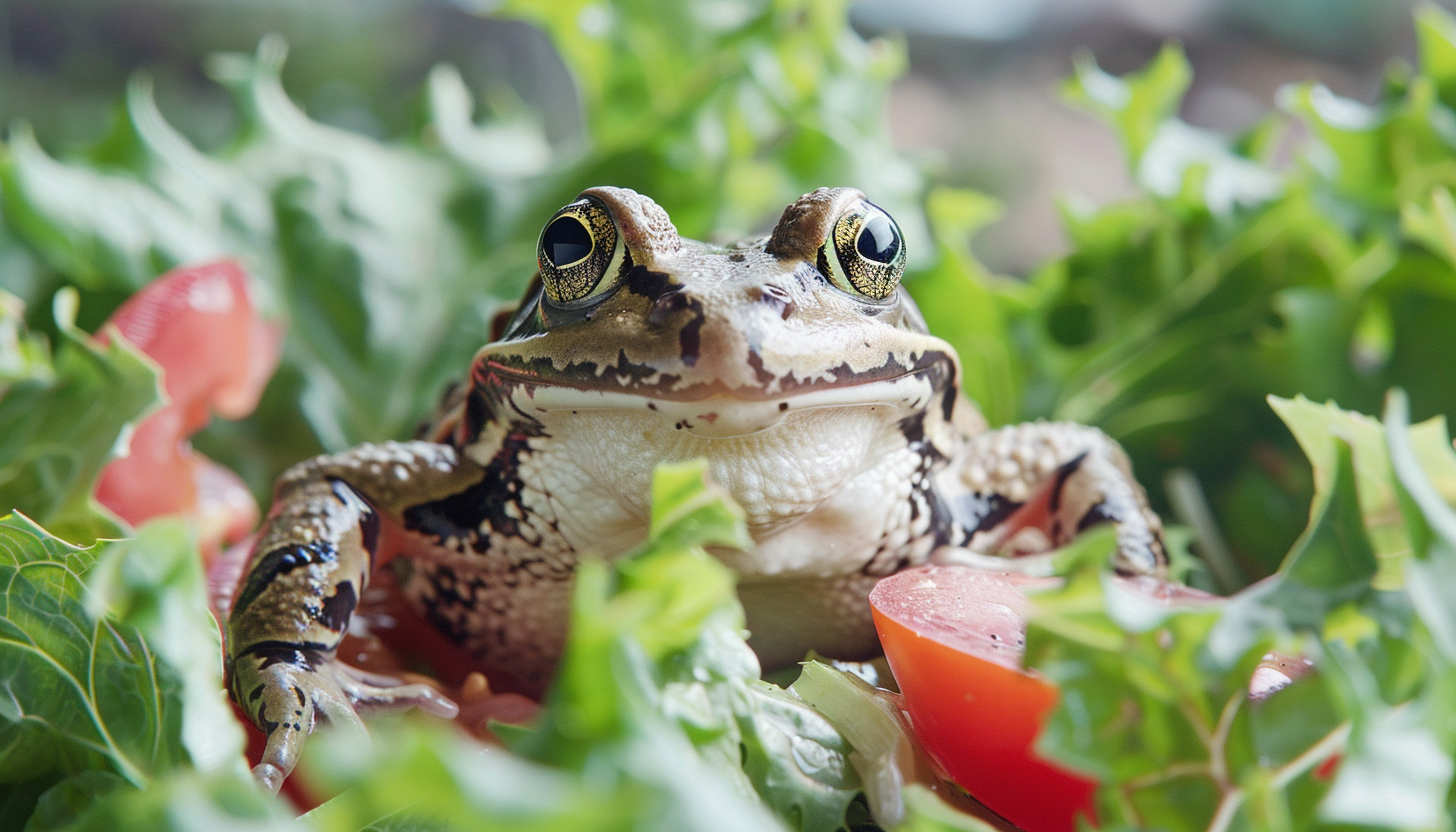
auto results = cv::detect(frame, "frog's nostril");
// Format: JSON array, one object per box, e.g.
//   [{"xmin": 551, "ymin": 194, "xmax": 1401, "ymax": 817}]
[
  {"xmin": 755, "ymin": 285, "xmax": 795, "ymax": 320},
  {"xmin": 648, "ymin": 290, "xmax": 692, "ymax": 325}
]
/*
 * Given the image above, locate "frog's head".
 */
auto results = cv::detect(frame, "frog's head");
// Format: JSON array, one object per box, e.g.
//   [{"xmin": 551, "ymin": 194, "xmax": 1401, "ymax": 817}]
[{"xmin": 474, "ymin": 186, "xmax": 960, "ymax": 440}]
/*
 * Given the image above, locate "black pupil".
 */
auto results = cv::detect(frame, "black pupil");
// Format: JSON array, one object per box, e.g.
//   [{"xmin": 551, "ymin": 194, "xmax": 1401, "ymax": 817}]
[
  {"xmin": 543, "ymin": 216, "xmax": 592, "ymax": 267},
  {"xmin": 856, "ymin": 214, "xmax": 900, "ymax": 263}
]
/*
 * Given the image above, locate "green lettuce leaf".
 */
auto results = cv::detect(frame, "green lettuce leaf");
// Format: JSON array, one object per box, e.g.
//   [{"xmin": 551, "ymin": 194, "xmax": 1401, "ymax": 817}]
[
  {"xmin": 1027, "ymin": 392, "xmax": 1456, "ymax": 830},
  {"xmin": 0, "ymin": 514, "xmax": 183, "ymax": 794},
  {"xmin": 516, "ymin": 459, "xmax": 858, "ymax": 832},
  {"xmin": 0, "ymin": 513, "xmax": 252, "ymax": 829},
  {"xmin": 1269, "ymin": 394, "xmax": 1456, "ymax": 588},
  {"xmin": 1, "ymin": 37, "xmax": 537, "ymax": 482},
  {"xmin": 30, "ymin": 768, "xmax": 296, "ymax": 832},
  {"xmin": 85, "ymin": 520, "xmax": 246, "ymax": 775},
  {"xmin": 0, "ymin": 290, "xmax": 159, "ymax": 543}
]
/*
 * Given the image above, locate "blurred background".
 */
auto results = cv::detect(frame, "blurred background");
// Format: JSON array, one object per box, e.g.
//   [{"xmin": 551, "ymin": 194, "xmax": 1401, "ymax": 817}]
[{"xmin": 0, "ymin": 0, "xmax": 1441, "ymax": 273}]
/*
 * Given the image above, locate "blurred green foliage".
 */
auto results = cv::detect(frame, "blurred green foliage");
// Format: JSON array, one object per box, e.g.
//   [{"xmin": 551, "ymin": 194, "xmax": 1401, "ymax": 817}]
[
  {"xmin": 922, "ymin": 12, "xmax": 1456, "ymax": 577},
  {"xmin": 0, "ymin": 289, "xmax": 158, "ymax": 541}
]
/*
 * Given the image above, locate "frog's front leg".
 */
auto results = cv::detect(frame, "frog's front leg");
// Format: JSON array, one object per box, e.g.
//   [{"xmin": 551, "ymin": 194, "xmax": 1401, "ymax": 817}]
[
  {"xmin": 944, "ymin": 421, "xmax": 1166, "ymax": 576},
  {"xmin": 225, "ymin": 440, "xmax": 483, "ymax": 793}
]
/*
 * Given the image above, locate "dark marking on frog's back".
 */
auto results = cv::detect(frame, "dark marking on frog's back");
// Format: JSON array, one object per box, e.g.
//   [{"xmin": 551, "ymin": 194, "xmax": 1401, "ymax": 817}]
[
  {"xmin": 405, "ymin": 475, "xmax": 499, "ymax": 548},
  {"xmin": 236, "ymin": 640, "xmax": 329, "ymax": 671},
  {"xmin": 678, "ymin": 311, "xmax": 704, "ymax": 366},
  {"xmin": 330, "ymin": 479, "xmax": 380, "ymax": 557},
  {"xmin": 952, "ymin": 492, "xmax": 1021, "ymax": 536},
  {"xmin": 231, "ymin": 541, "xmax": 338, "ymax": 620},
  {"xmin": 898, "ymin": 409, "xmax": 928, "ymax": 446},
  {"xmin": 405, "ymin": 414, "xmax": 549, "ymax": 553},
  {"xmin": 1048, "ymin": 451, "xmax": 1089, "ymax": 512},
  {"xmin": 316, "ymin": 581, "xmax": 358, "ymax": 632},
  {"xmin": 1077, "ymin": 500, "xmax": 1116, "ymax": 532},
  {"xmin": 746, "ymin": 350, "xmax": 776, "ymax": 385},
  {"xmin": 458, "ymin": 385, "xmax": 496, "ymax": 447},
  {"xmin": 740, "ymin": 350, "xmax": 956, "ymax": 399},
  {"xmin": 898, "ymin": 410, "xmax": 958, "ymax": 545}
]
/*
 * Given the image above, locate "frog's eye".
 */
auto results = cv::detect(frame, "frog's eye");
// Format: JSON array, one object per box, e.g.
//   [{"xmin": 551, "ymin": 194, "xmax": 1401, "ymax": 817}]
[
  {"xmin": 538, "ymin": 197, "xmax": 625, "ymax": 305},
  {"xmin": 820, "ymin": 200, "xmax": 905, "ymax": 301}
]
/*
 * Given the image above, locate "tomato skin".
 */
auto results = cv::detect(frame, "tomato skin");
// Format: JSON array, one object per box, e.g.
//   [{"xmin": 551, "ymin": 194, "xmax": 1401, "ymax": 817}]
[
  {"xmin": 870, "ymin": 566, "xmax": 1096, "ymax": 832},
  {"xmin": 94, "ymin": 260, "xmax": 282, "ymax": 555}
]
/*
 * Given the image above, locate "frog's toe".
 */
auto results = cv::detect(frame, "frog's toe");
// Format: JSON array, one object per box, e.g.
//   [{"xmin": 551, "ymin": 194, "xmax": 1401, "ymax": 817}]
[
  {"xmin": 331, "ymin": 661, "xmax": 460, "ymax": 720},
  {"xmin": 247, "ymin": 665, "xmax": 332, "ymax": 793},
  {"xmin": 252, "ymin": 762, "xmax": 286, "ymax": 795}
]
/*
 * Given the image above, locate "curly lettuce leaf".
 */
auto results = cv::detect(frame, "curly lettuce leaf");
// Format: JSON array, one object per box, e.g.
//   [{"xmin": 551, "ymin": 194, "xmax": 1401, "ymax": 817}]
[
  {"xmin": 0, "ymin": 514, "xmax": 183, "ymax": 793},
  {"xmin": 85, "ymin": 520, "xmax": 246, "ymax": 775},
  {"xmin": 0, "ymin": 291, "xmax": 159, "ymax": 543},
  {"xmin": 919, "ymin": 9, "xmax": 1456, "ymax": 580},
  {"xmin": 1269, "ymin": 393, "xmax": 1456, "ymax": 588},
  {"xmin": 0, "ymin": 507, "xmax": 253, "ymax": 829}
]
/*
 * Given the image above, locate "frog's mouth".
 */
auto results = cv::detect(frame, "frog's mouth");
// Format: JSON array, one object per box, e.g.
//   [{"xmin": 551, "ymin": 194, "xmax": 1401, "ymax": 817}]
[{"xmin": 477, "ymin": 349, "xmax": 955, "ymax": 438}]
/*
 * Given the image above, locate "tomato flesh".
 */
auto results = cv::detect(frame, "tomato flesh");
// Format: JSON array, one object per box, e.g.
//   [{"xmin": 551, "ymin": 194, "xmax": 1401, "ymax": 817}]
[
  {"xmin": 870, "ymin": 566, "xmax": 1096, "ymax": 832},
  {"xmin": 94, "ymin": 260, "xmax": 282, "ymax": 556}
]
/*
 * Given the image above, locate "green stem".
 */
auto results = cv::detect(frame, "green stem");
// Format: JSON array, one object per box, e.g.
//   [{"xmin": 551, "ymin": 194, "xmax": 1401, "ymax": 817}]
[
  {"xmin": 1208, "ymin": 691, "xmax": 1244, "ymax": 791},
  {"xmin": 1205, "ymin": 720, "xmax": 1351, "ymax": 832}
]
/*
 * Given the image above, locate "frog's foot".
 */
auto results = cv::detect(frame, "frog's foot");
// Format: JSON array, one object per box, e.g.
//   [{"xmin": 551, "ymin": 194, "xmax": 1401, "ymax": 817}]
[
  {"xmin": 948, "ymin": 421, "xmax": 1166, "ymax": 576},
  {"xmin": 243, "ymin": 657, "xmax": 459, "ymax": 794}
]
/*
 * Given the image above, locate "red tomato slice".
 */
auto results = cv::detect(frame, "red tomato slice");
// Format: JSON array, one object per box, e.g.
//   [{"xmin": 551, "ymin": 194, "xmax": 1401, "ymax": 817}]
[
  {"xmin": 869, "ymin": 565, "xmax": 1096, "ymax": 832},
  {"xmin": 95, "ymin": 260, "xmax": 282, "ymax": 556}
]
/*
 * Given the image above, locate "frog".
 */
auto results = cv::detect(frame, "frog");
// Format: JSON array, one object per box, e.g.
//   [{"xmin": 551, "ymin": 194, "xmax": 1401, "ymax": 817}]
[{"xmin": 225, "ymin": 186, "xmax": 1166, "ymax": 792}]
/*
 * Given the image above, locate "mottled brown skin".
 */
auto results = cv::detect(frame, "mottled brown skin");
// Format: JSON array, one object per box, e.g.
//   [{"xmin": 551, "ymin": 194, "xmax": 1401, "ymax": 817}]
[{"xmin": 225, "ymin": 186, "xmax": 1166, "ymax": 792}]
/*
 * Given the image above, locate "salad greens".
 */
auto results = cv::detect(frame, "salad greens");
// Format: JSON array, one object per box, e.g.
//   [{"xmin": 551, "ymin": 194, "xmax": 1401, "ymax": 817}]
[
  {"xmin": 0, "ymin": 291, "xmax": 159, "ymax": 542},
  {"xmin": 5, "ymin": 0, "xmax": 1456, "ymax": 829},
  {"xmin": 1025, "ymin": 391, "xmax": 1456, "ymax": 831}
]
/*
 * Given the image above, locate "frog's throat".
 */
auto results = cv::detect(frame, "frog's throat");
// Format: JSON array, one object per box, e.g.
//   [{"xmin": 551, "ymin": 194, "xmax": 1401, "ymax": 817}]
[{"xmin": 496, "ymin": 368, "xmax": 947, "ymax": 438}]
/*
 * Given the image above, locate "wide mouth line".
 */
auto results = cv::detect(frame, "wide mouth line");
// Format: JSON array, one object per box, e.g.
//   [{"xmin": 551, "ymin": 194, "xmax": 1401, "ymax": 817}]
[{"xmin": 477, "ymin": 356, "xmax": 942, "ymax": 404}]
